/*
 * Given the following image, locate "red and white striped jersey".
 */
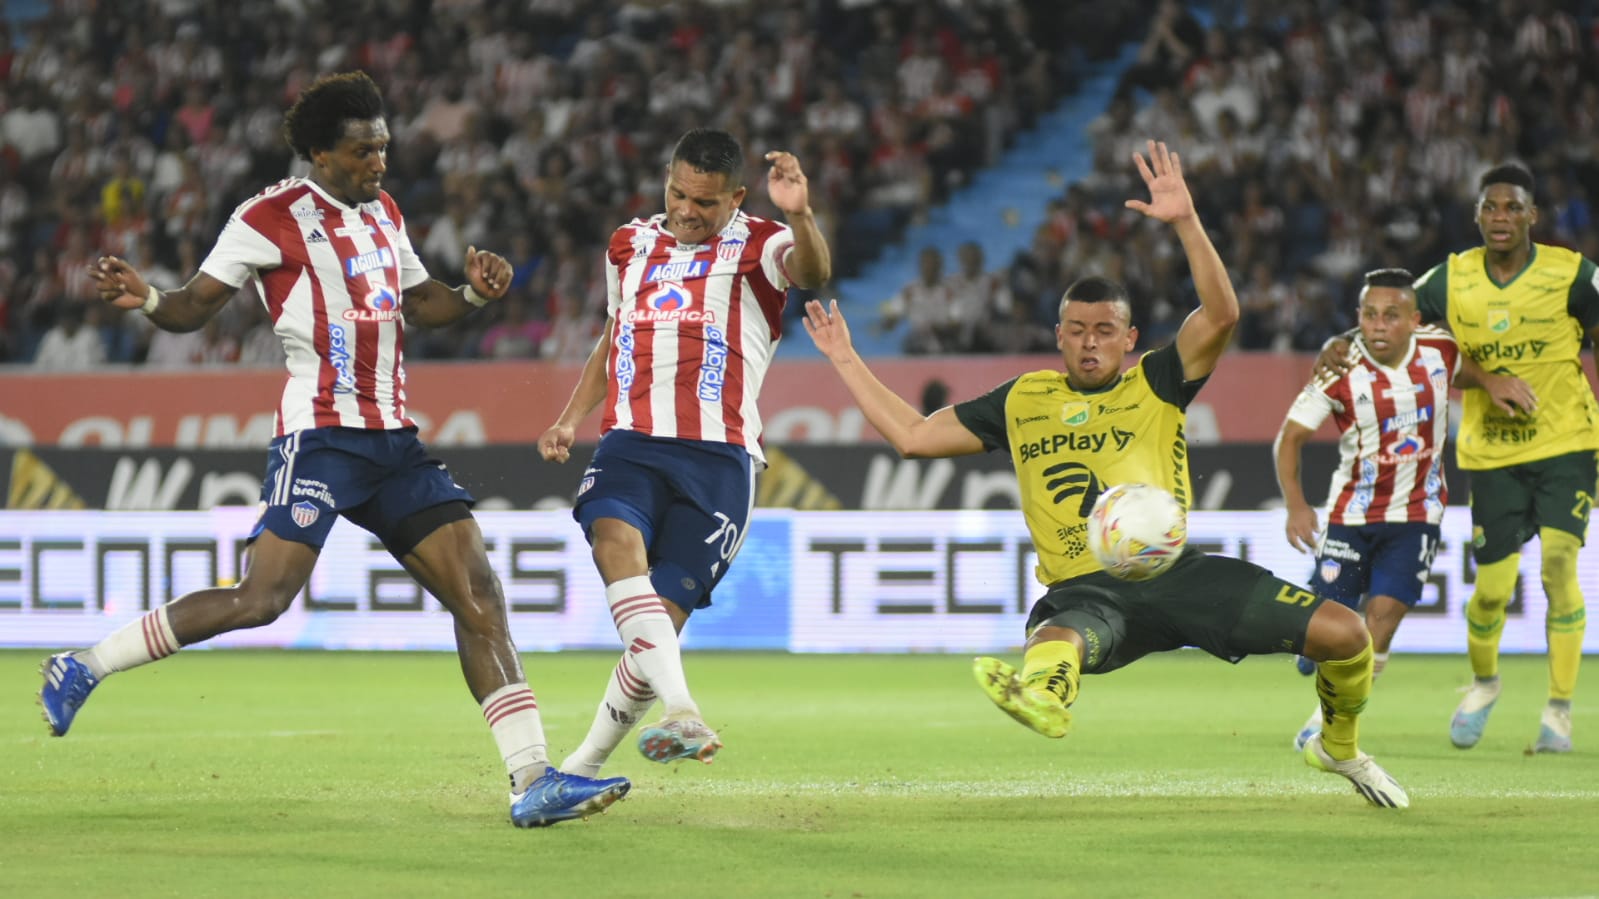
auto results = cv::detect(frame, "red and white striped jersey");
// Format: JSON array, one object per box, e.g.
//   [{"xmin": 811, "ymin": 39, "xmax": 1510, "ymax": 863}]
[
  {"xmin": 601, "ymin": 209, "xmax": 794, "ymax": 463},
  {"xmin": 200, "ymin": 178, "xmax": 430, "ymax": 436},
  {"xmin": 1286, "ymin": 326, "xmax": 1460, "ymax": 525}
]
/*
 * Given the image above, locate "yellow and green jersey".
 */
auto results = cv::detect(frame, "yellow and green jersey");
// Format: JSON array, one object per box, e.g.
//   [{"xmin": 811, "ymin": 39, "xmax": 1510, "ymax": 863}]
[
  {"xmin": 1414, "ymin": 243, "xmax": 1599, "ymax": 469},
  {"xmin": 953, "ymin": 343, "xmax": 1202, "ymax": 585}
]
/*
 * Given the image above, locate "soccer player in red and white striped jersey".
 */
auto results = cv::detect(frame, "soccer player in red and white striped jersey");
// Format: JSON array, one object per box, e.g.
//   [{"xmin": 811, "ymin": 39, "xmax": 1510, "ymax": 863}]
[
  {"xmin": 540, "ymin": 129, "xmax": 832, "ymax": 774},
  {"xmin": 49, "ymin": 72, "xmax": 628, "ymax": 828},
  {"xmin": 1275, "ymin": 267, "xmax": 1530, "ymax": 749}
]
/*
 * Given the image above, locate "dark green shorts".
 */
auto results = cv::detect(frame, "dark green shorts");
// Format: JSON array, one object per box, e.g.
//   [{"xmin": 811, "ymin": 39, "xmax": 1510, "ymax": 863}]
[
  {"xmin": 1025, "ymin": 548, "xmax": 1326, "ymax": 674},
  {"xmin": 1466, "ymin": 450, "xmax": 1598, "ymax": 563}
]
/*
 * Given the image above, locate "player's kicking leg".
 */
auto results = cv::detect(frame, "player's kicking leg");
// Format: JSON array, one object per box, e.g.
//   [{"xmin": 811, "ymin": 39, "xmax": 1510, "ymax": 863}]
[
  {"xmin": 973, "ymin": 625, "xmax": 1082, "ymax": 738},
  {"xmin": 39, "ymin": 535, "xmax": 318, "ymax": 736}
]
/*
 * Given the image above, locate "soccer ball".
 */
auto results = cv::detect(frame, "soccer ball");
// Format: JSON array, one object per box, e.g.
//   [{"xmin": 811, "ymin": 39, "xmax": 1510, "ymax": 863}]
[{"xmin": 1086, "ymin": 483, "xmax": 1187, "ymax": 581}]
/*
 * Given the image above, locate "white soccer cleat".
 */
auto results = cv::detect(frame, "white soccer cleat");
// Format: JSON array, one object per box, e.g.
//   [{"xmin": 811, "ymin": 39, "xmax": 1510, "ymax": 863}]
[
  {"xmin": 1533, "ymin": 703, "xmax": 1573, "ymax": 754},
  {"xmin": 1302, "ymin": 734, "xmax": 1409, "ymax": 809}
]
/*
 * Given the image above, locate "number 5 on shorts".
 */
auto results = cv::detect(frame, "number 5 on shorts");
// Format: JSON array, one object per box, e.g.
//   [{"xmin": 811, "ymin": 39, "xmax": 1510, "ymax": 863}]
[{"xmin": 1274, "ymin": 585, "xmax": 1316, "ymax": 607}]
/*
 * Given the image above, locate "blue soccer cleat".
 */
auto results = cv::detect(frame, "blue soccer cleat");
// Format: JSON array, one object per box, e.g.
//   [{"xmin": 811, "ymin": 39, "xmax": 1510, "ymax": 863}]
[
  {"xmin": 1449, "ymin": 679, "xmax": 1501, "ymax": 749},
  {"xmin": 1295, "ymin": 655, "xmax": 1316, "ymax": 676},
  {"xmin": 39, "ymin": 653, "xmax": 100, "ymax": 737},
  {"xmin": 509, "ymin": 767, "xmax": 631, "ymax": 828}
]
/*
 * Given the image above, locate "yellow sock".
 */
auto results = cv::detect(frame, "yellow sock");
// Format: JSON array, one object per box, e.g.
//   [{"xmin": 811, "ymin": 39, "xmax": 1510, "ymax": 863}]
[
  {"xmin": 1316, "ymin": 638, "xmax": 1373, "ymax": 762},
  {"xmin": 1467, "ymin": 554, "xmax": 1520, "ymax": 679},
  {"xmin": 1021, "ymin": 641, "xmax": 1081, "ymax": 708},
  {"xmin": 1540, "ymin": 529, "xmax": 1587, "ymax": 702}
]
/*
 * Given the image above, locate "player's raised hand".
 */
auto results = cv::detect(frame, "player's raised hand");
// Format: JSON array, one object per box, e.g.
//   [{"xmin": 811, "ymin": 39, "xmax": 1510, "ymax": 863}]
[
  {"xmin": 464, "ymin": 245, "xmax": 512, "ymax": 301},
  {"xmin": 538, "ymin": 423, "xmax": 576, "ymax": 463},
  {"xmin": 802, "ymin": 299, "xmax": 853, "ymax": 361},
  {"xmin": 88, "ymin": 256, "xmax": 151, "ymax": 310},
  {"xmin": 1124, "ymin": 140, "xmax": 1195, "ymax": 225},
  {"xmin": 1284, "ymin": 503, "xmax": 1321, "ymax": 554},
  {"xmin": 764, "ymin": 151, "xmax": 812, "ymax": 218}
]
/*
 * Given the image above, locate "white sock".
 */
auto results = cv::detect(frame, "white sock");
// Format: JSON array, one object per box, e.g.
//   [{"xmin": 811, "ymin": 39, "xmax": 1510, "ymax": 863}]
[
  {"xmin": 78, "ymin": 607, "xmax": 180, "ymax": 678},
  {"xmin": 481, "ymin": 683, "xmax": 548, "ymax": 793},
  {"xmin": 560, "ymin": 653, "xmax": 657, "ymax": 777},
  {"xmin": 1373, "ymin": 652, "xmax": 1388, "ymax": 680},
  {"xmin": 605, "ymin": 575, "xmax": 697, "ymax": 715}
]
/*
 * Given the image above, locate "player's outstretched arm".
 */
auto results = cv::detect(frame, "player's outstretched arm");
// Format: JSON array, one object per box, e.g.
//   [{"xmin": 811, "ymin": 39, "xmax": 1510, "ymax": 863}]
[
  {"xmin": 402, "ymin": 246, "xmax": 513, "ymax": 329},
  {"xmin": 88, "ymin": 257, "xmax": 235, "ymax": 333},
  {"xmin": 1124, "ymin": 140, "xmax": 1238, "ymax": 381},
  {"xmin": 539, "ymin": 318, "xmax": 615, "ymax": 464},
  {"xmin": 803, "ymin": 299, "xmax": 984, "ymax": 458},
  {"xmin": 765, "ymin": 151, "xmax": 832, "ymax": 288},
  {"xmin": 1273, "ymin": 419, "xmax": 1321, "ymax": 554}
]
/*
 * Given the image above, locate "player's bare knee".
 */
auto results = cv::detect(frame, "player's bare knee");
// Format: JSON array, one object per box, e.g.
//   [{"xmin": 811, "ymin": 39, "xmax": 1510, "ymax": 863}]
[
  {"xmin": 1305, "ymin": 602, "xmax": 1368, "ymax": 661},
  {"xmin": 229, "ymin": 581, "xmax": 298, "ymax": 629}
]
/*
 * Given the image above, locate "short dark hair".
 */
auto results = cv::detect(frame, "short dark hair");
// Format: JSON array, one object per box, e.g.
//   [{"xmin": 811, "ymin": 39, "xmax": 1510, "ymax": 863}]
[
  {"xmin": 282, "ymin": 72, "xmax": 385, "ymax": 161},
  {"xmin": 1478, "ymin": 164, "xmax": 1535, "ymax": 199},
  {"xmin": 1059, "ymin": 276, "xmax": 1133, "ymax": 324},
  {"xmin": 671, "ymin": 128, "xmax": 744, "ymax": 186},
  {"xmin": 1362, "ymin": 268, "xmax": 1415, "ymax": 290},
  {"xmin": 1062, "ymin": 276, "xmax": 1129, "ymax": 304}
]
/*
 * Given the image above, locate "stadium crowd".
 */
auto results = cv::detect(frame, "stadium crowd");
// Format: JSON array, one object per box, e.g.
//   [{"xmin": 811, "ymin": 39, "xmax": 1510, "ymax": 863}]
[
  {"xmin": 978, "ymin": 0, "xmax": 1599, "ymax": 355},
  {"xmin": 0, "ymin": 0, "xmax": 1109, "ymax": 368},
  {"xmin": 5, "ymin": 1, "xmax": 1598, "ymax": 367}
]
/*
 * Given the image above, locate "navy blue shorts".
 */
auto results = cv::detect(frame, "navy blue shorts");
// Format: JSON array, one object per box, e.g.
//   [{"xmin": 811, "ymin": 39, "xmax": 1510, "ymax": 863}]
[
  {"xmin": 1310, "ymin": 521, "xmax": 1440, "ymax": 609},
  {"xmin": 573, "ymin": 429, "xmax": 757, "ymax": 613},
  {"xmin": 251, "ymin": 427, "xmax": 474, "ymax": 554}
]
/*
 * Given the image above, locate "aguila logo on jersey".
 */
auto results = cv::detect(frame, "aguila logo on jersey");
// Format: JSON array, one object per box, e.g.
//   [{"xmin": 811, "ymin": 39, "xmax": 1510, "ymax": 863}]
[
  {"xmin": 626, "ymin": 282, "xmax": 719, "ymax": 324},
  {"xmin": 1060, "ymin": 402, "xmax": 1091, "ymax": 426},
  {"xmin": 646, "ymin": 260, "xmax": 708, "ymax": 281},
  {"xmin": 1382, "ymin": 407, "xmax": 1431, "ymax": 432},
  {"xmin": 345, "ymin": 247, "xmax": 394, "ymax": 277},
  {"xmin": 1489, "ymin": 309, "xmax": 1511, "ymax": 333},
  {"xmin": 344, "ymin": 286, "xmax": 401, "ymax": 322}
]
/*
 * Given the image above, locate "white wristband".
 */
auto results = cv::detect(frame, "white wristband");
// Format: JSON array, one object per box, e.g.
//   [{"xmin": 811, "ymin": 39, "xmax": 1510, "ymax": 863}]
[
  {"xmin": 140, "ymin": 285, "xmax": 161, "ymax": 315},
  {"xmin": 463, "ymin": 284, "xmax": 489, "ymax": 307}
]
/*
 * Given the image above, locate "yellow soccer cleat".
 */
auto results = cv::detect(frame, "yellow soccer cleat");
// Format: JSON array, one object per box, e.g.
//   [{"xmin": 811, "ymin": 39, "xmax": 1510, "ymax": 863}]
[{"xmin": 972, "ymin": 657, "xmax": 1071, "ymax": 738}]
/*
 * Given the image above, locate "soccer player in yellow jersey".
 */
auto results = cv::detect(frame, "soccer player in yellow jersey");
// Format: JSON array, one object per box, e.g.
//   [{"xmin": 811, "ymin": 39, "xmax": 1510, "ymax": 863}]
[
  {"xmin": 804, "ymin": 141, "xmax": 1408, "ymax": 808},
  {"xmin": 1320, "ymin": 164, "xmax": 1595, "ymax": 753}
]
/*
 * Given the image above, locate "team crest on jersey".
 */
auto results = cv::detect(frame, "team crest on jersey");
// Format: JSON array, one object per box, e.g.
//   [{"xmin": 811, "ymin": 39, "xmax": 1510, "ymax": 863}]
[
  {"xmin": 1319, "ymin": 559, "xmax": 1341, "ymax": 583},
  {"xmin": 1060, "ymin": 402, "xmax": 1091, "ymax": 426},
  {"xmin": 291, "ymin": 501, "xmax": 320, "ymax": 528},
  {"xmin": 1489, "ymin": 309, "xmax": 1511, "ymax": 333},
  {"xmin": 717, "ymin": 238, "xmax": 745, "ymax": 261}
]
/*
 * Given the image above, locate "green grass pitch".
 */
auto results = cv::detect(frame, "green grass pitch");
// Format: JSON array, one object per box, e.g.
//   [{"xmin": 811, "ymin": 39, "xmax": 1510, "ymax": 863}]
[{"xmin": 4, "ymin": 650, "xmax": 1596, "ymax": 898}]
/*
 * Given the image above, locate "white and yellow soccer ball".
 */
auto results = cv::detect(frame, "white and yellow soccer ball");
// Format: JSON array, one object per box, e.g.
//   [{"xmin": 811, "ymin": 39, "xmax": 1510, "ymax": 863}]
[{"xmin": 1085, "ymin": 483, "xmax": 1187, "ymax": 581}]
